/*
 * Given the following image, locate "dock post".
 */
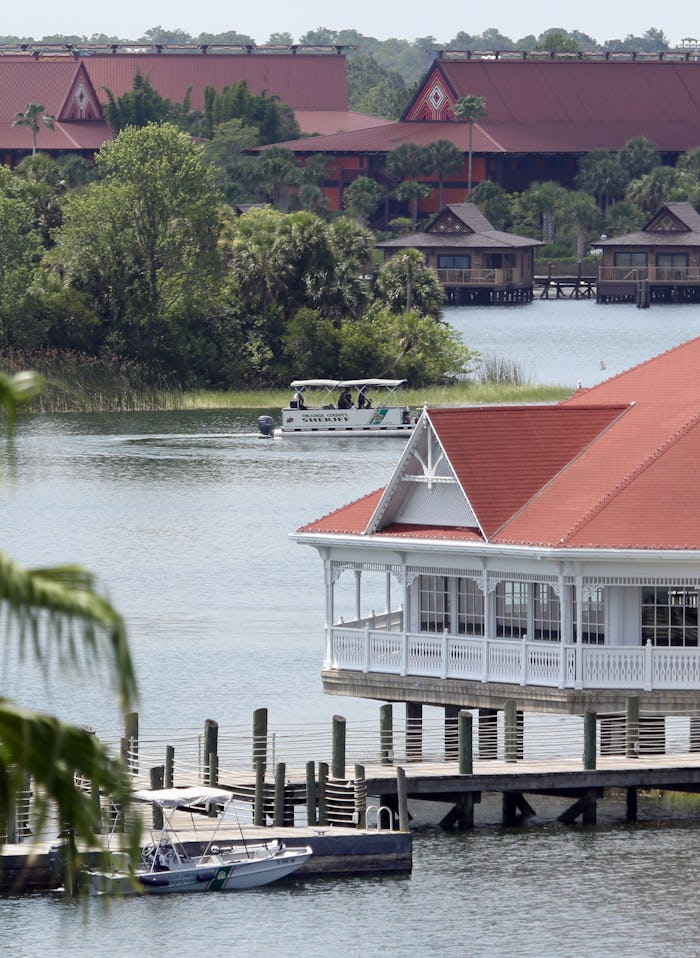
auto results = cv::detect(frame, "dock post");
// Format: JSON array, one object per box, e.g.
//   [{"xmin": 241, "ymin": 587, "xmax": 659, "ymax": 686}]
[
  {"xmin": 208, "ymin": 752, "xmax": 218, "ymax": 792},
  {"xmin": 458, "ymin": 710, "xmax": 473, "ymax": 775},
  {"xmin": 354, "ymin": 764, "xmax": 367, "ymax": 828},
  {"xmin": 254, "ymin": 760, "xmax": 265, "ymax": 826},
  {"xmin": 626, "ymin": 696, "xmax": 640, "ymax": 758},
  {"xmin": 203, "ymin": 719, "xmax": 218, "ymax": 784},
  {"xmin": 273, "ymin": 762, "xmax": 286, "ymax": 827},
  {"xmin": 406, "ymin": 702, "xmax": 423, "ymax": 762},
  {"xmin": 504, "ymin": 700, "xmax": 518, "ymax": 763},
  {"xmin": 445, "ymin": 705, "xmax": 459, "ymax": 760},
  {"xmin": 124, "ymin": 711, "xmax": 139, "ymax": 774},
  {"xmin": 318, "ymin": 762, "xmax": 329, "ymax": 826},
  {"xmin": 252, "ymin": 708, "xmax": 268, "ymax": 774},
  {"xmin": 149, "ymin": 766, "xmax": 164, "ymax": 828},
  {"xmin": 396, "ymin": 766, "xmax": 409, "ymax": 832},
  {"xmin": 306, "ymin": 761, "xmax": 316, "ymax": 826},
  {"xmin": 380, "ymin": 703, "xmax": 394, "ymax": 765},
  {"xmin": 478, "ymin": 708, "xmax": 498, "ymax": 759},
  {"xmin": 583, "ymin": 710, "xmax": 597, "ymax": 770},
  {"xmin": 332, "ymin": 715, "xmax": 346, "ymax": 780},
  {"xmin": 164, "ymin": 745, "xmax": 174, "ymax": 788}
]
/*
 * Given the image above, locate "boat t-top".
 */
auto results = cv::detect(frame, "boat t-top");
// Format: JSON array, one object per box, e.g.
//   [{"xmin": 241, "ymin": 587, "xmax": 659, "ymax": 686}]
[{"xmin": 258, "ymin": 378, "xmax": 416, "ymax": 437}]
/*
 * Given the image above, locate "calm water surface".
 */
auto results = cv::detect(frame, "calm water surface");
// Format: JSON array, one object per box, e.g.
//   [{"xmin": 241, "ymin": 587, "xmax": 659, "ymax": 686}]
[{"xmin": 3, "ymin": 300, "xmax": 700, "ymax": 956}]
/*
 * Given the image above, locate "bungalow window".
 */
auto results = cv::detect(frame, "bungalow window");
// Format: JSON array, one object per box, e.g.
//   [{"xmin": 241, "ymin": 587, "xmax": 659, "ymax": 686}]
[
  {"xmin": 533, "ymin": 584, "xmax": 560, "ymax": 641},
  {"xmin": 419, "ymin": 575, "xmax": 450, "ymax": 632},
  {"xmin": 656, "ymin": 253, "xmax": 688, "ymax": 268},
  {"xmin": 573, "ymin": 588, "xmax": 605, "ymax": 644},
  {"xmin": 614, "ymin": 252, "xmax": 647, "ymax": 269},
  {"xmin": 642, "ymin": 587, "xmax": 698, "ymax": 647},
  {"xmin": 496, "ymin": 581, "xmax": 528, "ymax": 638},
  {"xmin": 438, "ymin": 255, "xmax": 471, "ymax": 270},
  {"xmin": 457, "ymin": 578, "xmax": 484, "ymax": 635}
]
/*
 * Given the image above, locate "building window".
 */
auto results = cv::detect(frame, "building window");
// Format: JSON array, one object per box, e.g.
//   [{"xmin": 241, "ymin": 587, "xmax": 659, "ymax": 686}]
[
  {"xmin": 438, "ymin": 254, "xmax": 470, "ymax": 270},
  {"xmin": 533, "ymin": 584, "xmax": 560, "ymax": 641},
  {"xmin": 457, "ymin": 578, "xmax": 484, "ymax": 635},
  {"xmin": 656, "ymin": 253, "xmax": 688, "ymax": 268},
  {"xmin": 419, "ymin": 575, "xmax": 450, "ymax": 632},
  {"xmin": 642, "ymin": 587, "xmax": 698, "ymax": 647},
  {"xmin": 574, "ymin": 587, "xmax": 605, "ymax": 644},
  {"xmin": 614, "ymin": 252, "xmax": 647, "ymax": 269},
  {"xmin": 496, "ymin": 581, "xmax": 528, "ymax": 638}
]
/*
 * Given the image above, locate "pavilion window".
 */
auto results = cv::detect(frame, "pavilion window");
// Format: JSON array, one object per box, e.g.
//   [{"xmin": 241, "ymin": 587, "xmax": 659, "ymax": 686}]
[
  {"xmin": 573, "ymin": 587, "xmax": 605, "ymax": 644},
  {"xmin": 496, "ymin": 581, "xmax": 528, "ymax": 638},
  {"xmin": 419, "ymin": 575, "xmax": 450, "ymax": 632},
  {"xmin": 533, "ymin": 583, "xmax": 560, "ymax": 641},
  {"xmin": 438, "ymin": 254, "xmax": 470, "ymax": 270},
  {"xmin": 457, "ymin": 577, "xmax": 484, "ymax": 635},
  {"xmin": 614, "ymin": 251, "xmax": 647, "ymax": 269},
  {"xmin": 642, "ymin": 587, "xmax": 698, "ymax": 647}
]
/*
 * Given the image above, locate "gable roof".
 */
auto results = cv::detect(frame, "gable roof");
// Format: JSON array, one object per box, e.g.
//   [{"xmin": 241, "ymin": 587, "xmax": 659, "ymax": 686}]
[
  {"xmin": 596, "ymin": 202, "xmax": 700, "ymax": 248},
  {"xmin": 376, "ymin": 202, "xmax": 543, "ymax": 251},
  {"xmin": 299, "ymin": 336, "xmax": 700, "ymax": 551},
  {"xmin": 0, "ymin": 59, "xmax": 110, "ymax": 151}
]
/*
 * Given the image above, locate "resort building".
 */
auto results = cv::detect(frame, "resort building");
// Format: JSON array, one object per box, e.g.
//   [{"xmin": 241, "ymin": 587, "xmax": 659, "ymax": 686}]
[
  {"xmin": 594, "ymin": 202, "xmax": 700, "ymax": 304},
  {"xmin": 375, "ymin": 203, "xmax": 543, "ymax": 304},
  {"xmin": 294, "ymin": 337, "xmax": 700, "ymax": 746}
]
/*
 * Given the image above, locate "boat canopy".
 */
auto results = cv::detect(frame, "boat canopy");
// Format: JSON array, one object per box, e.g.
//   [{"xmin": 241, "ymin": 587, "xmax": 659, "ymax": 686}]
[
  {"xmin": 290, "ymin": 379, "xmax": 407, "ymax": 390},
  {"xmin": 133, "ymin": 786, "xmax": 231, "ymax": 808}
]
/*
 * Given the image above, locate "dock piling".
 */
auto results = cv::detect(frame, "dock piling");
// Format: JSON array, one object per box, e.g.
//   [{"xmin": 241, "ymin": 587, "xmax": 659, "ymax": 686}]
[
  {"xmin": 380, "ymin": 703, "xmax": 393, "ymax": 765},
  {"xmin": 203, "ymin": 719, "xmax": 218, "ymax": 785},
  {"xmin": 332, "ymin": 715, "xmax": 346, "ymax": 780},
  {"xmin": 458, "ymin": 710, "xmax": 473, "ymax": 775}
]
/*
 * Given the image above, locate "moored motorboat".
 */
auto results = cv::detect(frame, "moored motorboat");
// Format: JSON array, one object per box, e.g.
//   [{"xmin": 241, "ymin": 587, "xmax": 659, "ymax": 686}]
[
  {"xmin": 258, "ymin": 379, "xmax": 417, "ymax": 438},
  {"xmin": 84, "ymin": 786, "xmax": 312, "ymax": 896}
]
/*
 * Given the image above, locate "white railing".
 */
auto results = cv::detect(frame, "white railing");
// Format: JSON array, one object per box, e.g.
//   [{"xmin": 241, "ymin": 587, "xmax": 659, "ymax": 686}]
[
  {"xmin": 598, "ymin": 265, "xmax": 700, "ymax": 284},
  {"xmin": 328, "ymin": 625, "xmax": 700, "ymax": 692}
]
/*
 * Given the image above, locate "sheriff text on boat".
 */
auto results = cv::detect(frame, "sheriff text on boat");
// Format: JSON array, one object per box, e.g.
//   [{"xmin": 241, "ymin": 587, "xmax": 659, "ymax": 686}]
[{"xmin": 258, "ymin": 379, "xmax": 416, "ymax": 437}]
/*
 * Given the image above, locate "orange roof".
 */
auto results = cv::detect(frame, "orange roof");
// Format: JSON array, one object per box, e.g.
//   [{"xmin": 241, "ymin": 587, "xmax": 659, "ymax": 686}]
[{"xmin": 299, "ymin": 337, "xmax": 700, "ymax": 551}]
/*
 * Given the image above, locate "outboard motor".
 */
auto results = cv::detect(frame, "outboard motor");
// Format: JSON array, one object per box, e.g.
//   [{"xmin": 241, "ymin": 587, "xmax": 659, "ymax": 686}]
[{"xmin": 258, "ymin": 415, "xmax": 275, "ymax": 437}]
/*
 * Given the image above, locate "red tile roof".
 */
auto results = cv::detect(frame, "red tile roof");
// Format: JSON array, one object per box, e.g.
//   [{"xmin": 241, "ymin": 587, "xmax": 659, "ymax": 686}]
[{"xmin": 299, "ymin": 337, "xmax": 700, "ymax": 551}]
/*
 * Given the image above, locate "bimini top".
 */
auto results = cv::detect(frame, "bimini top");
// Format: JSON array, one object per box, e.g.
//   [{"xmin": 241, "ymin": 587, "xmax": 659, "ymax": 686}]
[
  {"xmin": 132, "ymin": 786, "xmax": 231, "ymax": 808},
  {"xmin": 290, "ymin": 379, "xmax": 407, "ymax": 390}
]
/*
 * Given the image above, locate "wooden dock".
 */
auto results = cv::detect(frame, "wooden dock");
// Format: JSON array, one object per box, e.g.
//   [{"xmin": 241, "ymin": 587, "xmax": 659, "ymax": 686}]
[{"xmin": 534, "ymin": 272, "xmax": 596, "ymax": 299}]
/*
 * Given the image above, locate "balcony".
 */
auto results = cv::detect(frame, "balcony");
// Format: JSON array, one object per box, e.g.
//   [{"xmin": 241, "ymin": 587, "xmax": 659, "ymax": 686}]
[
  {"xmin": 435, "ymin": 267, "xmax": 521, "ymax": 286},
  {"xmin": 597, "ymin": 265, "xmax": 700, "ymax": 284}
]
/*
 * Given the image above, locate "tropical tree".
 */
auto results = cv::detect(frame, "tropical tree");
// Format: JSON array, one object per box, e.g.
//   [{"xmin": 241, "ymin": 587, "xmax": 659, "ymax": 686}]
[
  {"xmin": 555, "ymin": 190, "xmax": 602, "ymax": 262},
  {"xmin": 618, "ymin": 137, "xmax": 660, "ymax": 181},
  {"xmin": 625, "ymin": 166, "xmax": 681, "ymax": 212},
  {"xmin": 575, "ymin": 149, "xmax": 629, "ymax": 214},
  {"xmin": 0, "ymin": 370, "xmax": 139, "ymax": 892},
  {"xmin": 471, "ymin": 180, "xmax": 512, "ymax": 229},
  {"xmin": 102, "ymin": 72, "xmax": 176, "ymax": 133},
  {"xmin": 257, "ymin": 147, "xmax": 302, "ymax": 210},
  {"xmin": 394, "ymin": 179, "xmax": 432, "ymax": 231},
  {"xmin": 12, "ymin": 103, "xmax": 55, "ymax": 155},
  {"xmin": 372, "ymin": 248, "xmax": 444, "ymax": 318},
  {"xmin": 343, "ymin": 175, "xmax": 384, "ymax": 226},
  {"xmin": 518, "ymin": 181, "xmax": 567, "ymax": 243},
  {"xmin": 426, "ymin": 139, "xmax": 464, "ymax": 209},
  {"xmin": 453, "ymin": 95, "xmax": 487, "ymax": 196},
  {"xmin": 605, "ymin": 199, "xmax": 645, "ymax": 236}
]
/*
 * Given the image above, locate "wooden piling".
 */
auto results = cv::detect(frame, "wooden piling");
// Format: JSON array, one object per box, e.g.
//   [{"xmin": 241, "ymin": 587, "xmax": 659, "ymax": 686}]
[
  {"xmin": 458, "ymin": 710, "xmax": 473, "ymax": 775},
  {"xmin": 149, "ymin": 766, "xmax": 164, "ymax": 828},
  {"xmin": 332, "ymin": 715, "xmax": 346, "ymax": 780},
  {"xmin": 583, "ymin": 710, "xmax": 597, "ymax": 770},
  {"xmin": 253, "ymin": 708, "xmax": 268, "ymax": 773},
  {"xmin": 380, "ymin": 703, "xmax": 393, "ymax": 765},
  {"xmin": 164, "ymin": 745, "xmax": 174, "ymax": 789},
  {"xmin": 254, "ymin": 760, "xmax": 265, "ymax": 827},
  {"xmin": 354, "ymin": 764, "xmax": 367, "ymax": 828},
  {"xmin": 504, "ymin": 699, "xmax": 518, "ymax": 763},
  {"xmin": 273, "ymin": 762, "xmax": 286, "ymax": 827},
  {"xmin": 396, "ymin": 766, "xmax": 409, "ymax": 832},
  {"xmin": 203, "ymin": 719, "xmax": 218, "ymax": 785},
  {"xmin": 317, "ymin": 762, "xmax": 329, "ymax": 826},
  {"xmin": 306, "ymin": 761, "xmax": 316, "ymax": 826}
]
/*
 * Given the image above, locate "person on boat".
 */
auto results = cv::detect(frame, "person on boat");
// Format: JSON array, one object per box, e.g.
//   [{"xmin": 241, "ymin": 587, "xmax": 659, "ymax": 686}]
[
  {"xmin": 291, "ymin": 389, "xmax": 306, "ymax": 409},
  {"xmin": 357, "ymin": 389, "xmax": 372, "ymax": 409},
  {"xmin": 338, "ymin": 387, "xmax": 353, "ymax": 409}
]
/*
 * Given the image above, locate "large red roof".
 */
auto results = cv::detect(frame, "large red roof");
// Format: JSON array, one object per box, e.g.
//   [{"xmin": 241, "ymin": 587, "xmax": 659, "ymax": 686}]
[{"xmin": 299, "ymin": 337, "xmax": 700, "ymax": 551}]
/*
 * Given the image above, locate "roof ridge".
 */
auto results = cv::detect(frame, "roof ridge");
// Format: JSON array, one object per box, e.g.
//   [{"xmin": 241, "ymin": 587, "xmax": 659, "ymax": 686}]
[{"xmin": 557, "ymin": 408, "xmax": 700, "ymax": 544}]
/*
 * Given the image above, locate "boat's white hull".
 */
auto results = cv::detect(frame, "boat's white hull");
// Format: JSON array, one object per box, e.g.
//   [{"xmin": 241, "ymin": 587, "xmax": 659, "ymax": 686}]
[
  {"xmin": 275, "ymin": 406, "xmax": 415, "ymax": 437},
  {"xmin": 86, "ymin": 844, "xmax": 312, "ymax": 896}
]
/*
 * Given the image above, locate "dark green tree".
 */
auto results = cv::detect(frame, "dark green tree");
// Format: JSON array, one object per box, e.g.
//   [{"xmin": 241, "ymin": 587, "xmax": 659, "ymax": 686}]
[
  {"xmin": 102, "ymin": 71, "xmax": 177, "ymax": 133},
  {"xmin": 453, "ymin": 95, "xmax": 488, "ymax": 195},
  {"xmin": 426, "ymin": 139, "xmax": 464, "ymax": 209}
]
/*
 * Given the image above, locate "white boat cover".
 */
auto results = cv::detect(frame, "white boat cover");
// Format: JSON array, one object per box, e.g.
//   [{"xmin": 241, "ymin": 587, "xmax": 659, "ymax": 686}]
[
  {"xmin": 132, "ymin": 786, "xmax": 231, "ymax": 808},
  {"xmin": 289, "ymin": 378, "xmax": 406, "ymax": 389}
]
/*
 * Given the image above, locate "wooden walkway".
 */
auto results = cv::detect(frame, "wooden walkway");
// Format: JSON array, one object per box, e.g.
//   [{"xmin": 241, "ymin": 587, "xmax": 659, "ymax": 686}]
[{"xmin": 534, "ymin": 274, "xmax": 596, "ymax": 299}]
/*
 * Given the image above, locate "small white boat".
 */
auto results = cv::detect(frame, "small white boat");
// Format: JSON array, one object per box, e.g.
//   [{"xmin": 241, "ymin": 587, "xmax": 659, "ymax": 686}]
[
  {"xmin": 85, "ymin": 786, "xmax": 312, "ymax": 896},
  {"xmin": 258, "ymin": 379, "xmax": 416, "ymax": 438}
]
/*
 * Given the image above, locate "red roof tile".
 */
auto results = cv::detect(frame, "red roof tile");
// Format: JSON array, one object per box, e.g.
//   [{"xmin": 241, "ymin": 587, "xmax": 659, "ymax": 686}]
[{"xmin": 298, "ymin": 488, "xmax": 383, "ymax": 535}]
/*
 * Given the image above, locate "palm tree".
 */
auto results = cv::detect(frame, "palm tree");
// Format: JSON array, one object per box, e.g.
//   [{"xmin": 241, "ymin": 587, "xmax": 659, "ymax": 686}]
[
  {"xmin": 0, "ymin": 370, "xmax": 139, "ymax": 892},
  {"xmin": 12, "ymin": 103, "xmax": 55, "ymax": 156},
  {"xmin": 426, "ymin": 139, "xmax": 463, "ymax": 209},
  {"xmin": 343, "ymin": 176, "xmax": 384, "ymax": 226},
  {"xmin": 453, "ymin": 95, "xmax": 487, "ymax": 196},
  {"xmin": 393, "ymin": 179, "xmax": 432, "ymax": 232}
]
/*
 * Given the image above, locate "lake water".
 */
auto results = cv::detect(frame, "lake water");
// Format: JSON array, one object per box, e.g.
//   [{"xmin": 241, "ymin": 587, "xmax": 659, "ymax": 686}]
[{"xmin": 3, "ymin": 298, "xmax": 700, "ymax": 956}]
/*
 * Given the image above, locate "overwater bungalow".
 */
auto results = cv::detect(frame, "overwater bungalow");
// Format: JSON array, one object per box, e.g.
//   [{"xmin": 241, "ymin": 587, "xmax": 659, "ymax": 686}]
[
  {"xmin": 375, "ymin": 203, "xmax": 542, "ymax": 305},
  {"xmin": 294, "ymin": 338, "xmax": 700, "ymax": 750},
  {"xmin": 595, "ymin": 203, "xmax": 700, "ymax": 304}
]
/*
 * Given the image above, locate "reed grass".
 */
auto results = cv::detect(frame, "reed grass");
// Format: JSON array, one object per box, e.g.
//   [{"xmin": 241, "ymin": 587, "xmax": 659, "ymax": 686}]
[{"xmin": 2, "ymin": 349, "xmax": 573, "ymax": 414}]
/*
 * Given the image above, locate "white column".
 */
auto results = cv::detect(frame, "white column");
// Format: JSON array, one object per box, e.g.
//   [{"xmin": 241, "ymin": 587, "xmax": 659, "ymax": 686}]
[
  {"xmin": 385, "ymin": 570, "xmax": 391, "ymax": 615},
  {"xmin": 354, "ymin": 568, "xmax": 362, "ymax": 621},
  {"xmin": 575, "ymin": 573, "xmax": 584, "ymax": 689}
]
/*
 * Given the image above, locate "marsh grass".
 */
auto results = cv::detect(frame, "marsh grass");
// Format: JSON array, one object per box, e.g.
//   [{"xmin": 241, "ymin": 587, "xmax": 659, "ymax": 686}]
[{"xmin": 2, "ymin": 350, "xmax": 573, "ymax": 413}]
